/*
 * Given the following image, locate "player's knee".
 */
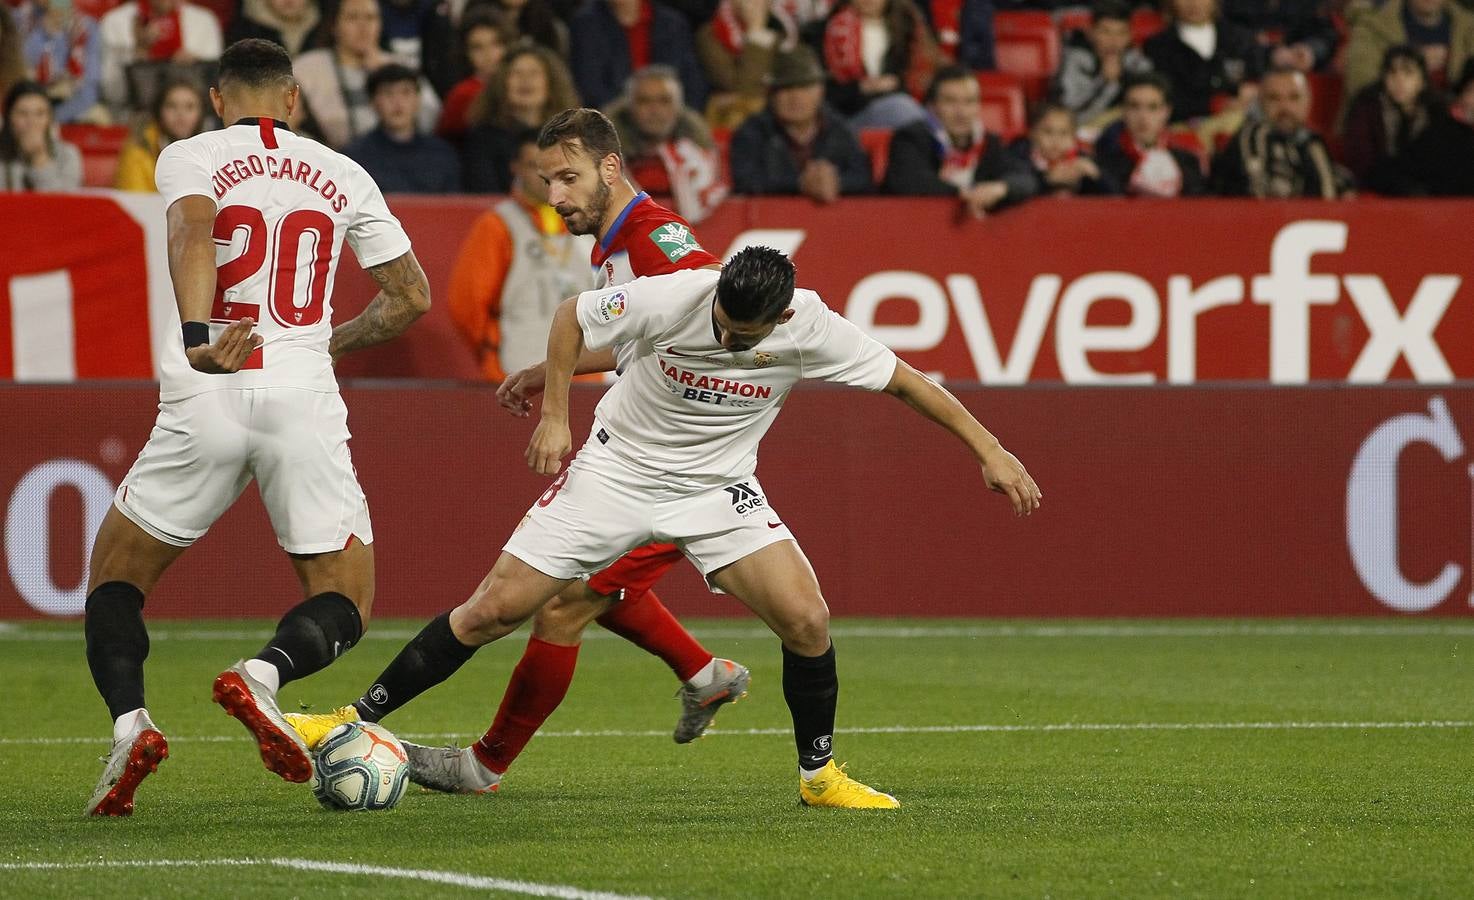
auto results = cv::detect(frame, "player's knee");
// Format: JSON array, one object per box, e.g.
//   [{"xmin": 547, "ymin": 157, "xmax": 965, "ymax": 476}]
[
  {"xmin": 777, "ymin": 600, "xmax": 830, "ymax": 656},
  {"xmin": 452, "ymin": 593, "xmax": 528, "ymax": 645}
]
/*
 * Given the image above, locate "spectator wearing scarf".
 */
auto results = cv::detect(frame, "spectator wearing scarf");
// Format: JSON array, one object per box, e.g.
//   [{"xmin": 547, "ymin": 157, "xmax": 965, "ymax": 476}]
[
  {"xmin": 1094, "ymin": 72, "xmax": 1207, "ymax": 196},
  {"xmin": 606, "ymin": 65, "xmax": 729, "ymax": 222},
  {"xmin": 1210, "ymin": 67, "xmax": 1348, "ymax": 198},
  {"xmin": 1008, "ymin": 102, "xmax": 1106, "ymax": 196},
  {"xmin": 18, "ymin": 0, "xmax": 103, "ymax": 123},
  {"xmin": 822, "ymin": 0, "xmax": 940, "ymax": 128},
  {"xmin": 99, "ymin": 0, "xmax": 222, "ymax": 110},
  {"xmin": 697, "ymin": 0, "xmax": 801, "ymax": 128},
  {"xmin": 883, "ymin": 64, "xmax": 1036, "ymax": 215}
]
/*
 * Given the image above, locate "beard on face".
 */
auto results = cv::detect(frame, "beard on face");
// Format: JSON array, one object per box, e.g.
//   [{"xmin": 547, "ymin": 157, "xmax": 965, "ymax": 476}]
[{"xmin": 559, "ymin": 178, "xmax": 613, "ymax": 236}]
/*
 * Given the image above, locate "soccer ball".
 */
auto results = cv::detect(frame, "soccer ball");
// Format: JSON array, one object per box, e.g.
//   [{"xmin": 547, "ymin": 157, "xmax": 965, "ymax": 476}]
[{"xmin": 311, "ymin": 722, "xmax": 410, "ymax": 811}]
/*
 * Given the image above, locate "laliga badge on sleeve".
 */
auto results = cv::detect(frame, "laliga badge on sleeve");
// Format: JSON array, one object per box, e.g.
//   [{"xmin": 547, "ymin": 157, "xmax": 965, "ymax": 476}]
[{"xmin": 597, "ymin": 290, "xmax": 628, "ymax": 323}]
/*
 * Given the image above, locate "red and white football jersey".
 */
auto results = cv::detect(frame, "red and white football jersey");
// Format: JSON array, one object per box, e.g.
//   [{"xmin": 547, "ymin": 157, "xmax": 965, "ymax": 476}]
[
  {"xmin": 591, "ymin": 191, "xmax": 719, "ymax": 289},
  {"xmin": 153, "ymin": 117, "xmax": 411, "ymax": 401}
]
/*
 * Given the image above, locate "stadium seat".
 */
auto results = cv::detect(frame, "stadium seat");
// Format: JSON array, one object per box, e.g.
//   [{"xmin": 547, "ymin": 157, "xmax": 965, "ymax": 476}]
[
  {"xmin": 61, "ymin": 124, "xmax": 130, "ymax": 188},
  {"xmin": 993, "ymin": 11, "xmax": 1060, "ymax": 102},
  {"xmin": 976, "ymin": 72, "xmax": 1028, "ymax": 141},
  {"xmin": 1305, "ymin": 71, "xmax": 1344, "ymax": 137},
  {"xmin": 1130, "ymin": 9, "xmax": 1166, "ymax": 45},
  {"xmin": 858, "ymin": 128, "xmax": 893, "ymax": 185}
]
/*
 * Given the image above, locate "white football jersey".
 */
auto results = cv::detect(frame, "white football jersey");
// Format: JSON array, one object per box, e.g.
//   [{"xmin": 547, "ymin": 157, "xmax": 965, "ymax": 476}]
[
  {"xmin": 575, "ymin": 268, "xmax": 898, "ymax": 489},
  {"xmin": 153, "ymin": 118, "xmax": 412, "ymax": 401}
]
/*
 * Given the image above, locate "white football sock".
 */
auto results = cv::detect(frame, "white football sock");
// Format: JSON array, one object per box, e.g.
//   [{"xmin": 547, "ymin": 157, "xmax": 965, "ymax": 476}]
[
  {"xmin": 112, "ymin": 708, "xmax": 147, "ymax": 743},
  {"xmin": 800, "ymin": 764, "xmax": 825, "ymax": 781},
  {"xmin": 684, "ymin": 658, "xmax": 718, "ymax": 689},
  {"xmin": 242, "ymin": 658, "xmax": 281, "ymax": 696}
]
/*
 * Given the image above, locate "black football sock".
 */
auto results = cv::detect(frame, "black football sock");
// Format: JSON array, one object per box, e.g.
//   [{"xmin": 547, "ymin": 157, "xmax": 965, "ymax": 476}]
[
  {"xmin": 352, "ymin": 611, "xmax": 478, "ymax": 722},
  {"xmin": 85, "ymin": 581, "xmax": 149, "ymax": 721},
  {"xmin": 783, "ymin": 642, "xmax": 838, "ymax": 772},
  {"xmin": 252, "ymin": 592, "xmax": 363, "ymax": 687}
]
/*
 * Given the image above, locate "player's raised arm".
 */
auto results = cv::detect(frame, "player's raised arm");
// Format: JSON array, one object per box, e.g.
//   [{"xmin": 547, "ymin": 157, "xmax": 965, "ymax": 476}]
[
  {"xmin": 166, "ymin": 195, "xmax": 262, "ymax": 374},
  {"xmin": 328, "ymin": 250, "xmax": 432, "ymax": 360},
  {"xmin": 883, "ymin": 360, "xmax": 1043, "ymax": 518},
  {"xmin": 526, "ymin": 297, "xmax": 582, "ymax": 476}
]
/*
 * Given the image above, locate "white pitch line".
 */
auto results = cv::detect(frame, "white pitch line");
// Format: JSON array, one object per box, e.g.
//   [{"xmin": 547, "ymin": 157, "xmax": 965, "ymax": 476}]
[
  {"xmin": 6, "ymin": 720, "xmax": 1470, "ymax": 747},
  {"xmin": 6, "ymin": 622, "xmax": 1474, "ymax": 642},
  {"xmin": 0, "ymin": 857, "xmax": 655, "ymax": 900}
]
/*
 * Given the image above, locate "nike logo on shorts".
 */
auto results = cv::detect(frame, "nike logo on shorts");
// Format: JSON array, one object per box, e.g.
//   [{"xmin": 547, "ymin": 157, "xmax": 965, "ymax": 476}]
[{"xmin": 767, "ymin": 521, "xmax": 783, "ymax": 529}]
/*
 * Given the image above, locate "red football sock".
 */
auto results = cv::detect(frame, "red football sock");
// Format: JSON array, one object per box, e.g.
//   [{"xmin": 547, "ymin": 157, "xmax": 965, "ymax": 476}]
[
  {"xmin": 472, "ymin": 636, "xmax": 579, "ymax": 775},
  {"xmin": 595, "ymin": 589, "xmax": 713, "ymax": 682}
]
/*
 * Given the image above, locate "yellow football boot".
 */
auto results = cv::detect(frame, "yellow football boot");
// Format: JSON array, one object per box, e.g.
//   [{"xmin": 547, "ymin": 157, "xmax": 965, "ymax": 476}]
[
  {"xmin": 798, "ymin": 761, "xmax": 901, "ymax": 809},
  {"xmin": 282, "ymin": 705, "xmax": 360, "ymax": 750}
]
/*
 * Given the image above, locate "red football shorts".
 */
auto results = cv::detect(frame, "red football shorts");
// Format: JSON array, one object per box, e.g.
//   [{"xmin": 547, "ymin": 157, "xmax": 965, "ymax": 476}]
[{"xmin": 586, "ymin": 542, "xmax": 685, "ymax": 597}]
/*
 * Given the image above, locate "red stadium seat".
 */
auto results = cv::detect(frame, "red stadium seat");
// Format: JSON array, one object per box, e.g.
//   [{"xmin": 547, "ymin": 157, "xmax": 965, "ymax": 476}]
[
  {"xmin": 60, "ymin": 124, "xmax": 130, "ymax": 188},
  {"xmin": 976, "ymin": 72, "xmax": 1028, "ymax": 140},
  {"xmin": 1305, "ymin": 71, "xmax": 1344, "ymax": 137},
  {"xmin": 993, "ymin": 12, "xmax": 1061, "ymax": 102},
  {"xmin": 1131, "ymin": 9, "xmax": 1166, "ymax": 45},
  {"xmin": 858, "ymin": 128, "xmax": 892, "ymax": 185}
]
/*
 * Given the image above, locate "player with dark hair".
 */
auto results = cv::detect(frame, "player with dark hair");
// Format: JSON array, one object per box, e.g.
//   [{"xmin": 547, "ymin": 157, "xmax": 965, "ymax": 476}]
[
  {"xmin": 287, "ymin": 107, "xmax": 752, "ymax": 793},
  {"xmin": 290, "ymin": 246, "xmax": 1042, "ymax": 808},
  {"xmin": 81, "ymin": 37, "xmax": 431, "ymax": 816}
]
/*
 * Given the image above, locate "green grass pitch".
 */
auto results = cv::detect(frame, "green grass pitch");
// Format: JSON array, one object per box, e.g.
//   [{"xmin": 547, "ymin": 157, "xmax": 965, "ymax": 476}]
[{"xmin": 3, "ymin": 617, "xmax": 1473, "ymax": 898}]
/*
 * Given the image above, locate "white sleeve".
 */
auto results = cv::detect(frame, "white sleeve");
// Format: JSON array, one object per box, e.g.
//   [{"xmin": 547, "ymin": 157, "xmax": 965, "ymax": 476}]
[
  {"xmin": 345, "ymin": 164, "xmax": 413, "ymax": 268},
  {"xmin": 797, "ymin": 297, "xmax": 898, "ymax": 390},
  {"xmin": 154, "ymin": 140, "xmax": 217, "ymax": 210},
  {"xmin": 575, "ymin": 270, "xmax": 708, "ymax": 351}
]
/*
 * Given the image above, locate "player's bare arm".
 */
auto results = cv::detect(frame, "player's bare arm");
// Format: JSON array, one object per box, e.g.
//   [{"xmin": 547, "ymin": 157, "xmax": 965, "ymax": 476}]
[
  {"xmin": 526, "ymin": 297, "xmax": 582, "ymax": 475},
  {"xmin": 167, "ymin": 194, "xmax": 263, "ymax": 375},
  {"xmin": 884, "ymin": 360, "xmax": 1043, "ymax": 517},
  {"xmin": 496, "ymin": 347, "xmax": 618, "ymax": 417},
  {"xmin": 328, "ymin": 250, "xmax": 432, "ymax": 360}
]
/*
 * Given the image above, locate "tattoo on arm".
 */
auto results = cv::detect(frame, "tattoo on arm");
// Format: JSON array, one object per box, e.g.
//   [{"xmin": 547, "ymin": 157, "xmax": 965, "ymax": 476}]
[{"xmin": 329, "ymin": 251, "xmax": 431, "ymax": 360}]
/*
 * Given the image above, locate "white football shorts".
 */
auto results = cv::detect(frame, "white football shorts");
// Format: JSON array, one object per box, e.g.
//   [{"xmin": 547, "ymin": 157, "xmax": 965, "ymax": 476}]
[
  {"xmin": 502, "ymin": 435, "xmax": 794, "ymax": 591},
  {"xmin": 115, "ymin": 388, "xmax": 373, "ymax": 554}
]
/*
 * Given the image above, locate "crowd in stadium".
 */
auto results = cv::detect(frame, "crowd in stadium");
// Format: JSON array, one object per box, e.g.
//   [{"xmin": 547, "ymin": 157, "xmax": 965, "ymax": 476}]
[{"xmin": 2, "ymin": 0, "xmax": 1473, "ymax": 203}]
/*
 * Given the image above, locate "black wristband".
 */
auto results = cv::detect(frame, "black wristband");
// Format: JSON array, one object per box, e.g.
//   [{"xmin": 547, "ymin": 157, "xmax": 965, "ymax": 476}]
[{"xmin": 182, "ymin": 321, "xmax": 209, "ymax": 349}]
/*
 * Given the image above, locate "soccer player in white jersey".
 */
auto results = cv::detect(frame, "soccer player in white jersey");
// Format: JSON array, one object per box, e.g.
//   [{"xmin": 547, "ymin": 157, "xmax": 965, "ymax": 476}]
[
  {"xmin": 81, "ymin": 39, "xmax": 431, "ymax": 817},
  {"xmin": 306, "ymin": 247, "xmax": 1041, "ymax": 809}
]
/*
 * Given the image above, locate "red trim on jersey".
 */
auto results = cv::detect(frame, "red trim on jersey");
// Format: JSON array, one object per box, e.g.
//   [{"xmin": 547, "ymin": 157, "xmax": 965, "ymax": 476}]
[
  {"xmin": 259, "ymin": 119, "xmax": 278, "ymax": 150},
  {"xmin": 343, "ymin": 533, "xmax": 356, "ymax": 550},
  {"xmin": 589, "ymin": 195, "xmax": 720, "ymax": 276}
]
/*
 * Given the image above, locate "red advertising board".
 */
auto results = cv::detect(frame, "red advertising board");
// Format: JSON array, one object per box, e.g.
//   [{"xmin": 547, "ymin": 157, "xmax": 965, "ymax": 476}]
[
  {"xmin": 4, "ymin": 194, "xmax": 1473, "ymax": 384},
  {"xmin": 3, "ymin": 383, "xmax": 1471, "ymax": 619}
]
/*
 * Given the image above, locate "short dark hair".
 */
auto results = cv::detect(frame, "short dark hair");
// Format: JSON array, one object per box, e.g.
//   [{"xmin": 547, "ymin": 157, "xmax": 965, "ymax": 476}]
[
  {"xmin": 367, "ymin": 63, "xmax": 419, "ymax": 98},
  {"xmin": 216, "ymin": 39, "xmax": 295, "ymax": 91},
  {"xmin": 1093, "ymin": 0, "xmax": 1133, "ymax": 25},
  {"xmin": 716, "ymin": 247, "xmax": 796, "ymax": 324},
  {"xmin": 1381, "ymin": 43, "xmax": 1428, "ymax": 79},
  {"xmin": 1029, "ymin": 100, "xmax": 1074, "ymax": 129},
  {"xmin": 925, "ymin": 64, "xmax": 976, "ymax": 104},
  {"xmin": 537, "ymin": 107, "xmax": 623, "ymax": 163},
  {"xmin": 1123, "ymin": 71, "xmax": 1173, "ymax": 106}
]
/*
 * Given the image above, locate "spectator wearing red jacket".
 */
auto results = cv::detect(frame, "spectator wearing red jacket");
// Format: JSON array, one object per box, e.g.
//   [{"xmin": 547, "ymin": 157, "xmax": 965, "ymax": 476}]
[{"xmin": 436, "ymin": 10, "xmax": 513, "ymax": 141}]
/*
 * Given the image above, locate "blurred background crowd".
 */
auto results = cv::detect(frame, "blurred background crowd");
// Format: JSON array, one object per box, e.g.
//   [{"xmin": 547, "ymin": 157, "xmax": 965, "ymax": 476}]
[{"xmin": 2, "ymin": 0, "xmax": 1472, "ymax": 203}]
